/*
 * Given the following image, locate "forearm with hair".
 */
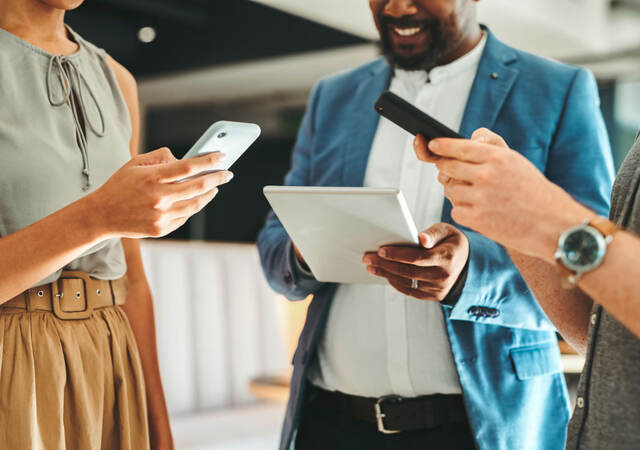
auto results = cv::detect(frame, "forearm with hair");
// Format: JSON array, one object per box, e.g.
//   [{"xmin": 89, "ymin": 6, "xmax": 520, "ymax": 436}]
[{"xmin": 508, "ymin": 251, "xmax": 592, "ymax": 355}]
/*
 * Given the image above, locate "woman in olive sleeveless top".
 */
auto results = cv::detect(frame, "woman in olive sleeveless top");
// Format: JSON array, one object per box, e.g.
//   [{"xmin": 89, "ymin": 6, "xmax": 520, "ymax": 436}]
[{"xmin": 0, "ymin": 1, "xmax": 234, "ymax": 449}]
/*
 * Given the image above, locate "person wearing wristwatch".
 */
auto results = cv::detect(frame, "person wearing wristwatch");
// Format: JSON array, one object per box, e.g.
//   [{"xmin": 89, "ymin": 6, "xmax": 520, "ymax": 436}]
[{"xmin": 416, "ymin": 127, "xmax": 640, "ymax": 449}]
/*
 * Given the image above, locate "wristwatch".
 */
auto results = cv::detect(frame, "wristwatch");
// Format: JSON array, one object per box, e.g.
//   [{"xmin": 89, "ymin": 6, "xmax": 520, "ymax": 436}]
[{"xmin": 555, "ymin": 217, "xmax": 617, "ymax": 288}]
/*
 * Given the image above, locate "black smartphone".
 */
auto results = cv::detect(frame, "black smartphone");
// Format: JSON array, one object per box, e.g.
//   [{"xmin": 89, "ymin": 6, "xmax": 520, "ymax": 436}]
[{"xmin": 374, "ymin": 91, "xmax": 463, "ymax": 140}]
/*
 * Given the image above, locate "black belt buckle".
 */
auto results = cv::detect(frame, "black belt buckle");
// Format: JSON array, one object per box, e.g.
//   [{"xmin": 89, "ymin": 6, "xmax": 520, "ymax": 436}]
[{"xmin": 374, "ymin": 396, "xmax": 402, "ymax": 434}]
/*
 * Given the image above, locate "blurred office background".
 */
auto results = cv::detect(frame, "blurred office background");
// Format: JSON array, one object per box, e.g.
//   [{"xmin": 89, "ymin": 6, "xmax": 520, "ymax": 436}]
[{"xmin": 63, "ymin": 1, "xmax": 640, "ymax": 449}]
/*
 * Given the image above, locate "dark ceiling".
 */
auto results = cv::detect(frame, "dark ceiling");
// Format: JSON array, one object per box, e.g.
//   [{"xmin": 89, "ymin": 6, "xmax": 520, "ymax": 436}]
[{"xmin": 66, "ymin": 0, "xmax": 367, "ymax": 77}]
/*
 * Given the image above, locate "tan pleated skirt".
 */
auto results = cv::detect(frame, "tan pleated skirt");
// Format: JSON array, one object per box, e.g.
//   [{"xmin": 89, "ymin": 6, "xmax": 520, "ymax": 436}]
[{"xmin": 0, "ymin": 305, "xmax": 150, "ymax": 450}]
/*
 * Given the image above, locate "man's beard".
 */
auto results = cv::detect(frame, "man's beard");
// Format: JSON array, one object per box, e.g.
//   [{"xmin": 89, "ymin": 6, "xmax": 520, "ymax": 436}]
[{"xmin": 378, "ymin": 16, "xmax": 447, "ymax": 72}]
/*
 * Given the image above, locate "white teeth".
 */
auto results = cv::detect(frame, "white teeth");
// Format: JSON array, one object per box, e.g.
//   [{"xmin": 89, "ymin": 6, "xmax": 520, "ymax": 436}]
[{"xmin": 394, "ymin": 26, "xmax": 422, "ymax": 37}]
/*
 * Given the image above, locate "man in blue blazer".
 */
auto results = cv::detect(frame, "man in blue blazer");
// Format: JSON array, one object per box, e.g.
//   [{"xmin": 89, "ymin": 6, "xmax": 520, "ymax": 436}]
[{"xmin": 258, "ymin": 1, "xmax": 614, "ymax": 449}]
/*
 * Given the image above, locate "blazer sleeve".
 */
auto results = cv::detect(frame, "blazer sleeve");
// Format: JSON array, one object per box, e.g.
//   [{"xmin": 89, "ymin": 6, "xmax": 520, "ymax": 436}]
[
  {"xmin": 257, "ymin": 82, "xmax": 327, "ymax": 301},
  {"xmin": 447, "ymin": 68, "xmax": 615, "ymax": 330},
  {"xmin": 545, "ymin": 68, "xmax": 615, "ymax": 217}
]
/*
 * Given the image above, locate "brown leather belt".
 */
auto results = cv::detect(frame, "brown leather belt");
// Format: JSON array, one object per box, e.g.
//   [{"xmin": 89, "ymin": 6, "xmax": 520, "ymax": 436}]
[
  {"xmin": 311, "ymin": 387, "xmax": 468, "ymax": 434},
  {"xmin": 2, "ymin": 271, "xmax": 128, "ymax": 320}
]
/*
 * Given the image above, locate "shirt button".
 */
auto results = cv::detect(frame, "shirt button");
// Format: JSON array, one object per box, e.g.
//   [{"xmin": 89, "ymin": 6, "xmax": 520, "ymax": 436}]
[
  {"xmin": 577, "ymin": 397, "xmax": 585, "ymax": 408},
  {"xmin": 591, "ymin": 314, "xmax": 597, "ymax": 325}
]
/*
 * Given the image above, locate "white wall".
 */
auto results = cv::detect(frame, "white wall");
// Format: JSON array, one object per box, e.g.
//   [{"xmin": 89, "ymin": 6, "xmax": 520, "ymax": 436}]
[
  {"xmin": 140, "ymin": 240, "xmax": 288, "ymax": 415},
  {"xmin": 251, "ymin": 0, "xmax": 640, "ymax": 60},
  {"xmin": 140, "ymin": 1, "xmax": 640, "ymax": 110}
]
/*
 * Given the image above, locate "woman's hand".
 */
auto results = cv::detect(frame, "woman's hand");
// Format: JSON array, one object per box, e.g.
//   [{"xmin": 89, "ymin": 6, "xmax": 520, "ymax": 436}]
[
  {"xmin": 414, "ymin": 129, "xmax": 593, "ymax": 262},
  {"xmin": 89, "ymin": 148, "xmax": 233, "ymax": 239}
]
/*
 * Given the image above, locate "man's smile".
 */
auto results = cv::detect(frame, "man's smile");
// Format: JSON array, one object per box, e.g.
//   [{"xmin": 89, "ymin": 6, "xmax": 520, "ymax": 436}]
[
  {"xmin": 391, "ymin": 25, "xmax": 424, "ymax": 37},
  {"xmin": 386, "ymin": 21, "xmax": 431, "ymax": 56}
]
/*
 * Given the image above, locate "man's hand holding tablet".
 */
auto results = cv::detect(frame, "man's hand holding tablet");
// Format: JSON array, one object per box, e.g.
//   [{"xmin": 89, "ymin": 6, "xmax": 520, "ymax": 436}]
[
  {"xmin": 363, "ymin": 223, "xmax": 469, "ymax": 302},
  {"xmin": 273, "ymin": 98, "xmax": 471, "ymax": 298},
  {"xmin": 356, "ymin": 91, "xmax": 469, "ymax": 302},
  {"xmin": 264, "ymin": 187, "xmax": 421, "ymax": 284}
]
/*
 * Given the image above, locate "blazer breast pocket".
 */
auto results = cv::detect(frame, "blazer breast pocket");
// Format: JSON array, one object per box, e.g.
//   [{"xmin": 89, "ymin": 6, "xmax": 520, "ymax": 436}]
[{"xmin": 510, "ymin": 342, "xmax": 563, "ymax": 380}]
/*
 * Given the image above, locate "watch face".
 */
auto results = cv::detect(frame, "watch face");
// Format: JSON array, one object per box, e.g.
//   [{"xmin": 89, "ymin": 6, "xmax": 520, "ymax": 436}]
[{"xmin": 558, "ymin": 225, "xmax": 606, "ymax": 272}]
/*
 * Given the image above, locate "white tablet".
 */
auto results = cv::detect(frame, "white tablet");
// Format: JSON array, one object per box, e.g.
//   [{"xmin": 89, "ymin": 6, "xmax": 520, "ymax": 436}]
[{"xmin": 263, "ymin": 186, "xmax": 420, "ymax": 284}]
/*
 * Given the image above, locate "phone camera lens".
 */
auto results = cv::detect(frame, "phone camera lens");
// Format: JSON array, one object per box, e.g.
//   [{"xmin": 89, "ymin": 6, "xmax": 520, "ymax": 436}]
[{"xmin": 217, "ymin": 132, "xmax": 227, "ymax": 139}]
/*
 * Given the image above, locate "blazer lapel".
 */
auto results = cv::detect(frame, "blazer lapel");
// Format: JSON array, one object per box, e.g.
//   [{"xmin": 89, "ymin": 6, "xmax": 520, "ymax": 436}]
[
  {"xmin": 444, "ymin": 28, "xmax": 520, "ymax": 224},
  {"xmin": 342, "ymin": 58, "xmax": 392, "ymax": 187},
  {"xmin": 459, "ymin": 28, "xmax": 519, "ymax": 138}
]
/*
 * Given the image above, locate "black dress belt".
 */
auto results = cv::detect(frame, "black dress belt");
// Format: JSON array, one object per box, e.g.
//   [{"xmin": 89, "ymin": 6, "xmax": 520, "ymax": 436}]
[{"xmin": 311, "ymin": 387, "xmax": 468, "ymax": 434}]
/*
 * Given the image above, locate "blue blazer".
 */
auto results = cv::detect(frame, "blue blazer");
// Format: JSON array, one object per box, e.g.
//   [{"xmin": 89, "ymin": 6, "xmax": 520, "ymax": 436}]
[{"xmin": 258, "ymin": 29, "xmax": 615, "ymax": 450}]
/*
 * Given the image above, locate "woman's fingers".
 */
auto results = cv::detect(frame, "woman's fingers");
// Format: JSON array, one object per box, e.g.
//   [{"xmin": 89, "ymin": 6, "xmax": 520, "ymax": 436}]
[
  {"xmin": 135, "ymin": 147, "xmax": 177, "ymax": 165},
  {"xmin": 156, "ymin": 152, "xmax": 227, "ymax": 183},
  {"xmin": 165, "ymin": 170, "xmax": 233, "ymax": 203},
  {"xmin": 166, "ymin": 217, "xmax": 189, "ymax": 234},
  {"xmin": 168, "ymin": 188, "xmax": 219, "ymax": 220},
  {"xmin": 149, "ymin": 188, "xmax": 219, "ymax": 237}
]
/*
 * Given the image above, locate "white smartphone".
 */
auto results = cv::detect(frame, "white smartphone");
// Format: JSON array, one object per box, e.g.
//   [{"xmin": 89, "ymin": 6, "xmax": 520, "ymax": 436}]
[{"xmin": 181, "ymin": 120, "xmax": 261, "ymax": 176}]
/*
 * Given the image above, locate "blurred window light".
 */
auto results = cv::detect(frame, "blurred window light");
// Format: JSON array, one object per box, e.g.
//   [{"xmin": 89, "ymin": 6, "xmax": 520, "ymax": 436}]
[
  {"xmin": 610, "ymin": 76, "xmax": 640, "ymax": 167},
  {"xmin": 138, "ymin": 26, "xmax": 157, "ymax": 44}
]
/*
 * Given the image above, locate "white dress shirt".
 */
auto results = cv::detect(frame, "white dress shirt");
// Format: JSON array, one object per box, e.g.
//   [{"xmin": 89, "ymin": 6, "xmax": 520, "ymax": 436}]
[{"xmin": 308, "ymin": 33, "xmax": 487, "ymax": 398}]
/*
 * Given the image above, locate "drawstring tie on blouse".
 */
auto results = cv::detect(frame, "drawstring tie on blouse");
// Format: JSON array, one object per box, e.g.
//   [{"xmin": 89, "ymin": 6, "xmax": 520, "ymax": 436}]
[{"xmin": 46, "ymin": 55, "xmax": 106, "ymax": 190}]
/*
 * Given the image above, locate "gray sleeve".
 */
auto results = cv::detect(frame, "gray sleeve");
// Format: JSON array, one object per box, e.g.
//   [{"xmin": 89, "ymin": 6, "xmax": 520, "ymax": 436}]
[
  {"xmin": 614, "ymin": 141, "xmax": 640, "ymax": 233},
  {"xmin": 625, "ymin": 168, "xmax": 640, "ymax": 234},
  {"xmin": 611, "ymin": 135, "xmax": 640, "ymax": 229}
]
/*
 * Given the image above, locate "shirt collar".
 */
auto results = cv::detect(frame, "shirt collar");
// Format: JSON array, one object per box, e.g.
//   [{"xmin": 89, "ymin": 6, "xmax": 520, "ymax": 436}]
[{"xmin": 394, "ymin": 31, "xmax": 487, "ymax": 86}]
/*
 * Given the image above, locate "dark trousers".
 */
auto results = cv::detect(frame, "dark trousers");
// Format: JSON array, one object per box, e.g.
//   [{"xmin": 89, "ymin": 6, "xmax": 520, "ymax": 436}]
[{"xmin": 295, "ymin": 389, "xmax": 477, "ymax": 450}]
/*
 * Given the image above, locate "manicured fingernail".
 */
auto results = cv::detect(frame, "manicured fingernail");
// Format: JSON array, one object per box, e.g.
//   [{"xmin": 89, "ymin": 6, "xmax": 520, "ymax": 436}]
[
  {"xmin": 366, "ymin": 266, "xmax": 376, "ymax": 274},
  {"xmin": 363, "ymin": 255, "xmax": 372, "ymax": 264},
  {"xmin": 378, "ymin": 248, "xmax": 387, "ymax": 257},
  {"xmin": 224, "ymin": 172, "xmax": 234, "ymax": 182},
  {"xmin": 429, "ymin": 140, "xmax": 439, "ymax": 151}
]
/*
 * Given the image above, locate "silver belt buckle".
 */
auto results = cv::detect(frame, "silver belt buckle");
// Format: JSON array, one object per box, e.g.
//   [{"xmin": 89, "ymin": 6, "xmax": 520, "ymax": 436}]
[{"xmin": 374, "ymin": 396, "xmax": 401, "ymax": 434}]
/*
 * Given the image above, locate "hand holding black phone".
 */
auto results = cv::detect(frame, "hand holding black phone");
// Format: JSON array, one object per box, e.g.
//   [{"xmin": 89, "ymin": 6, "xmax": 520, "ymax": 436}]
[{"xmin": 374, "ymin": 91, "xmax": 463, "ymax": 141}]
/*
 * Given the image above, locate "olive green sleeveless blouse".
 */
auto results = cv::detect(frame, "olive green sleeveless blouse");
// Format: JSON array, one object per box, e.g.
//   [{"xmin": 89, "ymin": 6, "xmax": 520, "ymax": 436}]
[{"xmin": 0, "ymin": 26, "xmax": 131, "ymax": 285}]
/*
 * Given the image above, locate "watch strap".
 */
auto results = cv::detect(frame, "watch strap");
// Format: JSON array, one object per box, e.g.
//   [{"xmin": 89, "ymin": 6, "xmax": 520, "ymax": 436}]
[{"xmin": 589, "ymin": 215, "xmax": 617, "ymax": 238}]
